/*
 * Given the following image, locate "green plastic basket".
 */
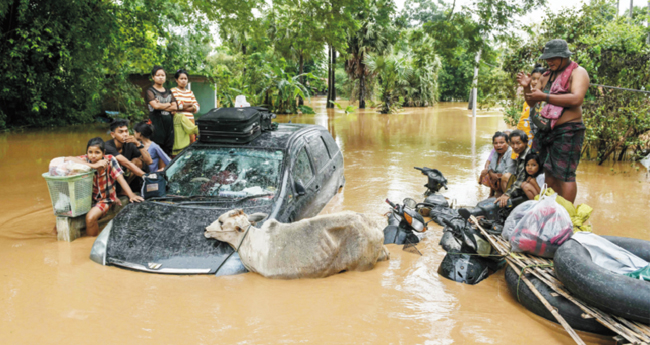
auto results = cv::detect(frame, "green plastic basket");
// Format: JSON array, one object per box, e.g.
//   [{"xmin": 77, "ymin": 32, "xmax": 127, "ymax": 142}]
[{"xmin": 42, "ymin": 171, "xmax": 94, "ymax": 217}]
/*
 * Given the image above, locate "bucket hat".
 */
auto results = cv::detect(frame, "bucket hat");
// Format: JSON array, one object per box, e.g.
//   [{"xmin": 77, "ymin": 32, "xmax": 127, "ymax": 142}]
[{"xmin": 539, "ymin": 39, "xmax": 572, "ymax": 60}]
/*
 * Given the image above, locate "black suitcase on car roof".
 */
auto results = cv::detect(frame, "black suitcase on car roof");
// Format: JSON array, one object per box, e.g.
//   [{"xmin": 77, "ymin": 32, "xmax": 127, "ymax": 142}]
[
  {"xmin": 251, "ymin": 106, "xmax": 278, "ymax": 131},
  {"xmin": 197, "ymin": 107, "xmax": 262, "ymax": 144}
]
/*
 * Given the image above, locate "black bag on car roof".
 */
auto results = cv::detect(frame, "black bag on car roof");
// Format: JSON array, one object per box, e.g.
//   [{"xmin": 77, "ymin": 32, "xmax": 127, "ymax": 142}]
[{"xmin": 197, "ymin": 107, "xmax": 262, "ymax": 144}]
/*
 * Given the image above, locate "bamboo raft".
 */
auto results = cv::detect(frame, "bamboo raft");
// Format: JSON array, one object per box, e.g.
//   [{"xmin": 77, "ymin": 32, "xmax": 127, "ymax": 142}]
[{"xmin": 469, "ymin": 215, "xmax": 650, "ymax": 345}]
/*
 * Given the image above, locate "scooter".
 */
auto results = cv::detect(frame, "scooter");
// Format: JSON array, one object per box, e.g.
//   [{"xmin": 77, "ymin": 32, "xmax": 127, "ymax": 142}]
[
  {"xmin": 415, "ymin": 167, "xmax": 449, "ymax": 207},
  {"xmin": 383, "ymin": 198, "xmax": 426, "ymax": 245}
]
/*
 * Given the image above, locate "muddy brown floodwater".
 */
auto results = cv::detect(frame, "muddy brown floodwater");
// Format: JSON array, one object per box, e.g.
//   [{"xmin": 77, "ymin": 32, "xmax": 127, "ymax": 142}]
[{"xmin": 1, "ymin": 97, "xmax": 648, "ymax": 344}]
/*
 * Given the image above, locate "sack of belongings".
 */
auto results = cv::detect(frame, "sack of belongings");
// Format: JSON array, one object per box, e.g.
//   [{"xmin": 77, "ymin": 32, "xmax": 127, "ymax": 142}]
[
  {"xmin": 510, "ymin": 192, "xmax": 573, "ymax": 258},
  {"xmin": 503, "ymin": 200, "xmax": 537, "ymax": 241},
  {"xmin": 49, "ymin": 157, "xmax": 91, "ymax": 177},
  {"xmin": 534, "ymin": 188, "xmax": 592, "ymax": 233}
]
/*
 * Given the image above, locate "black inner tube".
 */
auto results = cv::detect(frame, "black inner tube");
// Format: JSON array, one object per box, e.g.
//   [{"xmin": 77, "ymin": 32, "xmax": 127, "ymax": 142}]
[
  {"xmin": 554, "ymin": 236, "xmax": 650, "ymax": 325},
  {"xmin": 504, "ymin": 265, "xmax": 614, "ymax": 335}
]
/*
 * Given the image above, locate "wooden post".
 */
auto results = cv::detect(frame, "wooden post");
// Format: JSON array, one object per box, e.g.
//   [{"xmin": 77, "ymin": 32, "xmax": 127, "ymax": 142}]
[
  {"xmin": 55, "ymin": 196, "xmax": 127, "ymax": 242},
  {"xmin": 56, "ymin": 215, "xmax": 86, "ymax": 242}
]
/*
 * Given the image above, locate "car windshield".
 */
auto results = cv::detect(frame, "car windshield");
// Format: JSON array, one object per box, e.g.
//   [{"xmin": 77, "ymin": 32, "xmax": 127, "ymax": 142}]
[{"xmin": 165, "ymin": 147, "xmax": 284, "ymax": 199}]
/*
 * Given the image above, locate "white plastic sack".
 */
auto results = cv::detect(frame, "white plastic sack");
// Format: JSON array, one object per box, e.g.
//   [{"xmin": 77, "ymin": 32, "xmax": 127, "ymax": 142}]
[
  {"xmin": 54, "ymin": 193, "xmax": 70, "ymax": 213},
  {"xmin": 509, "ymin": 193, "xmax": 573, "ymax": 258},
  {"xmin": 235, "ymin": 95, "xmax": 250, "ymax": 108},
  {"xmin": 49, "ymin": 157, "xmax": 65, "ymax": 175},
  {"xmin": 49, "ymin": 159, "xmax": 91, "ymax": 176},
  {"xmin": 503, "ymin": 200, "xmax": 537, "ymax": 241},
  {"xmin": 572, "ymin": 232, "xmax": 648, "ymax": 274}
]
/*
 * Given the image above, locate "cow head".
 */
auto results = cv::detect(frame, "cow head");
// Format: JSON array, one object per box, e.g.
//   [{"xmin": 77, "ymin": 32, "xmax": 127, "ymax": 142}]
[{"xmin": 204, "ymin": 209, "xmax": 252, "ymax": 246}]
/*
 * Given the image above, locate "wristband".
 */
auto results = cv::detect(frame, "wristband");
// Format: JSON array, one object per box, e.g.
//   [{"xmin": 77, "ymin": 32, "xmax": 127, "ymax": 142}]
[
  {"xmin": 137, "ymin": 144, "xmax": 144, "ymax": 149},
  {"xmin": 546, "ymin": 94, "xmax": 550, "ymax": 103}
]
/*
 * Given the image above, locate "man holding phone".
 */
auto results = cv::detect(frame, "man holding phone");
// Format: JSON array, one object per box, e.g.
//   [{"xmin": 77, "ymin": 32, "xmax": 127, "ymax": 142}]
[{"xmin": 105, "ymin": 119, "xmax": 153, "ymax": 194}]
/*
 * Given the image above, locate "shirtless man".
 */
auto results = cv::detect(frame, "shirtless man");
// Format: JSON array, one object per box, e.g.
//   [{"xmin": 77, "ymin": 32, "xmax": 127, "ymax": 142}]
[{"xmin": 516, "ymin": 39, "xmax": 590, "ymax": 203}]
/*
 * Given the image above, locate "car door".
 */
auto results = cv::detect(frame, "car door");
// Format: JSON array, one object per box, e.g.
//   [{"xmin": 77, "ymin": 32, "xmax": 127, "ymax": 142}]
[
  {"xmin": 305, "ymin": 132, "xmax": 336, "ymax": 213},
  {"xmin": 289, "ymin": 142, "xmax": 317, "ymax": 221}
]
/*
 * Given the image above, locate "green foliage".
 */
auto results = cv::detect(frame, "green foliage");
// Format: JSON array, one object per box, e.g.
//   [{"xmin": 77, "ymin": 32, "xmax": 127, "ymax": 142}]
[
  {"xmin": 344, "ymin": 0, "xmax": 398, "ymax": 108},
  {"xmin": 329, "ymin": 101, "xmax": 356, "ymax": 114},
  {"xmin": 298, "ymin": 105, "xmax": 316, "ymax": 114},
  {"xmin": 503, "ymin": 0, "xmax": 650, "ymax": 164},
  {"xmin": 0, "ymin": 0, "xmax": 212, "ymax": 129},
  {"xmin": 260, "ymin": 60, "xmax": 313, "ymax": 114}
]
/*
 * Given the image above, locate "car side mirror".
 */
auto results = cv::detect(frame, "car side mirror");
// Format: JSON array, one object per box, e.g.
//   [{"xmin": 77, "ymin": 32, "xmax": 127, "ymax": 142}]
[{"xmin": 294, "ymin": 180, "xmax": 306, "ymax": 196}]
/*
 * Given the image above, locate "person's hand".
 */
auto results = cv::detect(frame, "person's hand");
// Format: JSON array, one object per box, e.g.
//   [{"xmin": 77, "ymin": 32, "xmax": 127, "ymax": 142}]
[
  {"xmin": 517, "ymin": 72, "xmax": 531, "ymax": 87},
  {"xmin": 525, "ymin": 89, "xmax": 547, "ymax": 102},
  {"xmin": 494, "ymin": 195, "xmax": 510, "ymax": 208},
  {"xmin": 91, "ymin": 159, "xmax": 108, "ymax": 170},
  {"xmin": 125, "ymin": 135, "xmax": 140, "ymax": 145},
  {"xmin": 129, "ymin": 194, "xmax": 144, "ymax": 203}
]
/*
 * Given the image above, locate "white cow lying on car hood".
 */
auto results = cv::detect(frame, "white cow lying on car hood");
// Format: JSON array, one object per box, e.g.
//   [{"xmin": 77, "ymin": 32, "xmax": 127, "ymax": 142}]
[{"xmin": 205, "ymin": 209, "xmax": 390, "ymax": 279}]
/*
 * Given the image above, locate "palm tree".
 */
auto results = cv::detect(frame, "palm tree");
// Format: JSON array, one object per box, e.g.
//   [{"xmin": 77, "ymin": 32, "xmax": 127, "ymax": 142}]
[
  {"xmin": 366, "ymin": 54, "xmax": 413, "ymax": 113},
  {"xmin": 345, "ymin": 0, "xmax": 397, "ymax": 109}
]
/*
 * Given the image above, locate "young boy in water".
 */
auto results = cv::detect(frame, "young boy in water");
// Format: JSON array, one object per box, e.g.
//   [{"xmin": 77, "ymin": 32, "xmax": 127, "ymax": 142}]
[{"xmin": 66, "ymin": 137, "xmax": 143, "ymax": 236}]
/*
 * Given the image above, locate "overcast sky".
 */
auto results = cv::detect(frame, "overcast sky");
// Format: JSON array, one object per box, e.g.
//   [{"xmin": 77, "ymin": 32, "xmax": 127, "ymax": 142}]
[{"xmin": 394, "ymin": 0, "xmax": 644, "ymax": 24}]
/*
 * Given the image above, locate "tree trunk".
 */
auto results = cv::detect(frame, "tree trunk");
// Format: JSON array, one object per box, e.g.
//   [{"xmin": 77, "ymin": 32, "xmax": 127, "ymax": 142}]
[
  {"xmin": 327, "ymin": 44, "xmax": 333, "ymax": 108},
  {"xmin": 618, "ymin": 146, "xmax": 629, "ymax": 161},
  {"xmin": 298, "ymin": 53, "xmax": 304, "ymax": 106},
  {"xmin": 359, "ymin": 54, "xmax": 366, "ymax": 109},
  {"xmin": 242, "ymin": 43, "xmax": 247, "ymax": 78},
  {"xmin": 617, "ymin": 0, "xmax": 620, "ymax": 15},
  {"xmin": 331, "ymin": 46, "xmax": 336, "ymax": 105}
]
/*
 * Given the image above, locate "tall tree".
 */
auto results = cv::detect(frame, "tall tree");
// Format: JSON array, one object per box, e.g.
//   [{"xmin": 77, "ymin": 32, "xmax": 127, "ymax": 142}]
[
  {"xmin": 268, "ymin": 0, "xmax": 322, "ymax": 105},
  {"xmin": 344, "ymin": 0, "xmax": 397, "ymax": 109}
]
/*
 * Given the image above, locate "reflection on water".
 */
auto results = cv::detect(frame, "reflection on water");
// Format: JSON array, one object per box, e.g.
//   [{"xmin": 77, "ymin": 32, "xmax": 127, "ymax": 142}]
[{"xmin": 0, "ymin": 97, "xmax": 645, "ymax": 344}]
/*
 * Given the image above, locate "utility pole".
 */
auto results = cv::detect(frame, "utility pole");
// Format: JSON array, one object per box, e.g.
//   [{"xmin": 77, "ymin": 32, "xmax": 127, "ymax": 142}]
[
  {"xmin": 471, "ymin": 49, "xmax": 482, "ymax": 119},
  {"xmin": 617, "ymin": 0, "xmax": 620, "ymax": 15},
  {"xmin": 630, "ymin": 0, "xmax": 633, "ymax": 17}
]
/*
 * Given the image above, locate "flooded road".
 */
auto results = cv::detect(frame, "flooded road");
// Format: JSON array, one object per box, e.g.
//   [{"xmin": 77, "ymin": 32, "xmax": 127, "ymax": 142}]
[{"xmin": 1, "ymin": 98, "xmax": 648, "ymax": 344}]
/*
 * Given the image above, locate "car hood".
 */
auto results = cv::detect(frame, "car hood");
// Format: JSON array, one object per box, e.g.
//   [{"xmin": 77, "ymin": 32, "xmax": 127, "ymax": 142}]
[{"xmin": 104, "ymin": 201, "xmax": 272, "ymax": 275}]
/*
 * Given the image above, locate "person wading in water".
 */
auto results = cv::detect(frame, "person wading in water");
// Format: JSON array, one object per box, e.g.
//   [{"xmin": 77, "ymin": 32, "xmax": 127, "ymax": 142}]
[{"xmin": 517, "ymin": 39, "xmax": 590, "ymax": 203}]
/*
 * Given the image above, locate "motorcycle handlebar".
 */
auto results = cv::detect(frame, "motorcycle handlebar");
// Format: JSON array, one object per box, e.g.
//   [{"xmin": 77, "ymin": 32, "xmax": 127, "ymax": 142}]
[{"xmin": 385, "ymin": 198, "xmax": 397, "ymax": 209}]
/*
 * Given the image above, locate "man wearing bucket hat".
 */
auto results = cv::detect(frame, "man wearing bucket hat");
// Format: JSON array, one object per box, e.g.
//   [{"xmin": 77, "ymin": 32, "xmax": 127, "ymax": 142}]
[{"xmin": 516, "ymin": 39, "xmax": 590, "ymax": 203}]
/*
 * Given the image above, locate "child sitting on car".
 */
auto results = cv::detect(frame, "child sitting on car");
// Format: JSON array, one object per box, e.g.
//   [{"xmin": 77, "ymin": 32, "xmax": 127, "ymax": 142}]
[{"xmin": 65, "ymin": 137, "xmax": 143, "ymax": 236}]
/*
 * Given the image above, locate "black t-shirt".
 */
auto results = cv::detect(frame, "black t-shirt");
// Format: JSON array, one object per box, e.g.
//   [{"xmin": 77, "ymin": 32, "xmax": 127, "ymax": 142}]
[
  {"xmin": 105, "ymin": 139, "xmax": 142, "ymax": 162},
  {"xmin": 145, "ymin": 86, "xmax": 176, "ymax": 155}
]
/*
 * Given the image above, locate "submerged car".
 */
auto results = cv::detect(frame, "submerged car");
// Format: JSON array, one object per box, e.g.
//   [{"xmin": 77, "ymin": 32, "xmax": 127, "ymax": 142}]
[{"xmin": 90, "ymin": 123, "xmax": 345, "ymax": 275}]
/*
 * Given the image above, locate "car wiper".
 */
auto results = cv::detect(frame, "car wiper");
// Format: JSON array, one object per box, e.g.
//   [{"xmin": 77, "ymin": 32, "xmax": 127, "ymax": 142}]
[
  {"xmin": 169, "ymin": 193, "xmax": 276, "ymax": 206},
  {"xmin": 234, "ymin": 193, "xmax": 275, "ymax": 204},
  {"xmin": 149, "ymin": 195, "xmax": 220, "ymax": 202}
]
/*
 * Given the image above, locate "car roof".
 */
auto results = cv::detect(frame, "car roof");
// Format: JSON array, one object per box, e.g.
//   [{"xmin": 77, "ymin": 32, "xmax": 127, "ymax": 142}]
[{"xmin": 191, "ymin": 123, "xmax": 323, "ymax": 151}]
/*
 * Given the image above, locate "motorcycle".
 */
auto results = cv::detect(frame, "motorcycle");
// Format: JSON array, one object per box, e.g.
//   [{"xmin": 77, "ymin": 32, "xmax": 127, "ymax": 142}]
[{"xmin": 383, "ymin": 198, "xmax": 426, "ymax": 245}]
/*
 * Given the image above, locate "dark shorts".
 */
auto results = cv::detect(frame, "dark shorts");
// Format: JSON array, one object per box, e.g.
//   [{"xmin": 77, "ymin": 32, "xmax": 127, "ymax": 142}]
[{"xmin": 531, "ymin": 122, "xmax": 586, "ymax": 182}]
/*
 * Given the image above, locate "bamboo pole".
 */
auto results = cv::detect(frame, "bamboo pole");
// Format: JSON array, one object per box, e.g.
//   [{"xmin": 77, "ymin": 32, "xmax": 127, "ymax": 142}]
[
  {"xmin": 506, "ymin": 260, "xmax": 586, "ymax": 345},
  {"xmin": 470, "ymin": 216, "xmax": 650, "ymax": 344}
]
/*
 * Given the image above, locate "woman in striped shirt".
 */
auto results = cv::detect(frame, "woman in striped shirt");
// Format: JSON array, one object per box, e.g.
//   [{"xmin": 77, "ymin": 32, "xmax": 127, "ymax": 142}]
[{"xmin": 171, "ymin": 69, "xmax": 200, "ymax": 143}]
